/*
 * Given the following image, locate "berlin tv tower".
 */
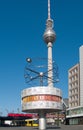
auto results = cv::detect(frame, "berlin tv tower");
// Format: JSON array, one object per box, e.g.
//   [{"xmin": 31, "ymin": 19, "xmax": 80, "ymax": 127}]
[{"xmin": 43, "ymin": 0, "xmax": 56, "ymax": 87}]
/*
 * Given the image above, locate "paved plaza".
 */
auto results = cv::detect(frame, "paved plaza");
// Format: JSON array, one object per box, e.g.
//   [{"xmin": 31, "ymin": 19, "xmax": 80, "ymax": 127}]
[{"xmin": 0, "ymin": 125, "xmax": 83, "ymax": 130}]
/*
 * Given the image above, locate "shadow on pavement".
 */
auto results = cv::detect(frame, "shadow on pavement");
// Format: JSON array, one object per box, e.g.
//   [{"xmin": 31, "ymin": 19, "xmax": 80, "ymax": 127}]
[
  {"xmin": 47, "ymin": 126, "xmax": 61, "ymax": 129},
  {"xmin": 33, "ymin": 125, "xmax": 61, "ymax": 129}
]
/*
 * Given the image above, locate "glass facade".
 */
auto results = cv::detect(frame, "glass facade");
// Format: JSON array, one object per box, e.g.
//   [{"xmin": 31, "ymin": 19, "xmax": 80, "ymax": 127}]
[{"xmin": 66, "ymin": 107, "xmax": 83, "ymax": 125}]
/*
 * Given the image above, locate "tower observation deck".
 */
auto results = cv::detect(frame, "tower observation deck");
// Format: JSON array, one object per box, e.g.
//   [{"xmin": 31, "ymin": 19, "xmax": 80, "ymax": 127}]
[{"xmin": 21, "ymin": 1, "xmax": 62, "ymax": 130}]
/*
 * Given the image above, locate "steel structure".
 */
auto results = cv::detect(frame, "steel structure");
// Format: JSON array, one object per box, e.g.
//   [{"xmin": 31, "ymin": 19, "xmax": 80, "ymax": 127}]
[{"xmin": 24, "ymin": 58, "xmax": 59, "ymax": 87}]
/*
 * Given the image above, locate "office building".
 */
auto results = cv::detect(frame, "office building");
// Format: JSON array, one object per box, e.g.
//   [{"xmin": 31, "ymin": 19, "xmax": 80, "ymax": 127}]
[{"xmin": 66, "ymin": 45, "xmax": 83, "ymax": 125}]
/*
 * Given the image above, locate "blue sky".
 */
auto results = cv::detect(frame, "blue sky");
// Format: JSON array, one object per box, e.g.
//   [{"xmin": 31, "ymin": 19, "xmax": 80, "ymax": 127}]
[{"xmin": 0, "ymin": 0, "xmax": 83, "ymax": 116}]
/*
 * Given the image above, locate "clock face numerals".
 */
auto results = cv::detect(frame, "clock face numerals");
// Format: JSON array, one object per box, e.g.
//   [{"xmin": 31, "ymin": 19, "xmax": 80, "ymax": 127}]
[{"xmin": 24, "ymin": 58, "xmax": 59, "ymax": 87}]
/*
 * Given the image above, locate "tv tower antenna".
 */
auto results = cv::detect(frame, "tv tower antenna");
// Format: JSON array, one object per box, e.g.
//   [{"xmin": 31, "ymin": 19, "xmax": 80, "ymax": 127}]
[{"xmin": 48, "ymin": 0, "xmax": 51, "ymax": 19}]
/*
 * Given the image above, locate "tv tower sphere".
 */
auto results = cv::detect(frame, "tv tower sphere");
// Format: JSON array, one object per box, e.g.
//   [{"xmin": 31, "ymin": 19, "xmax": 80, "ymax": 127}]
[{"xmin": 43, "ymin": 19, "xmax": 56, "ymax": 44}]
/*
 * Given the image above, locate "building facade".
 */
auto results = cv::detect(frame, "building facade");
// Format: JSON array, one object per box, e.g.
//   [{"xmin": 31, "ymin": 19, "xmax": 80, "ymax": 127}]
[
  {"xmin": 80, "ymin": 46, "xmax": 83, "ymax": 106},
  {"xmin": 66, "ymin": 45, "xmax": 83, "ymax": 125},
  {"xmin": 68, "ymin": 63, "xmax": 80, "ymax": 108}
]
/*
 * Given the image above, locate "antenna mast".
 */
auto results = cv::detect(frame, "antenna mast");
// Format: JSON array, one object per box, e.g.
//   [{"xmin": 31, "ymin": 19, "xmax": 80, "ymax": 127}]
[{"xmin": 48, "ymin": 0, "xmax": 51, "ymax": 19}]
